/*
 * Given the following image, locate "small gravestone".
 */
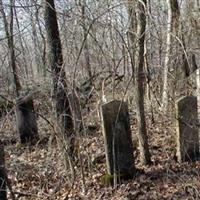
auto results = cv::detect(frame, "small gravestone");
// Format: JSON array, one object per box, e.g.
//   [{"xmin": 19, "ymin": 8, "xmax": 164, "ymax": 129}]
[
  {"xmin": 176, "ymin": 96, "xmax": 199, "ymax": 162},
  {"xmin": 68, "ymin": 91, "xmax": 83, "ymax": 133},
  {"xmin": 101, "ymin": 100, "xmax": 135, "ymax": 179},
  {"xmin": 16, "ymin": 97, "xmax": 39, "ymax": 144},
  {"xmin": 0, "ymin": 143, "xmax": 6, "ymax": 200}
]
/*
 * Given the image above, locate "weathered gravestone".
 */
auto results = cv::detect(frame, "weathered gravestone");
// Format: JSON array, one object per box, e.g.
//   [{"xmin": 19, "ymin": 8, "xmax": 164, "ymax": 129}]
[
  {"xmin": 16, "ymin": 97, "xmax": 39, "ymax": 144},
  {"xmin": 196, "ymin": 68, "xmax": 200, "ymax": 118},
  {"xmin": 176, "ymin": 96, "xmax": 199, "ymax": 162},
  {"xmin": 68, "ymin": 91, "xmax": 83, "ymax": 133},
  {"xmin": 0, "ymin": 142, "xmax": 7, "ymax": 200},
  {"xmin": 101, "ymin": 100, "xmax": 135, "ymax": 179}
]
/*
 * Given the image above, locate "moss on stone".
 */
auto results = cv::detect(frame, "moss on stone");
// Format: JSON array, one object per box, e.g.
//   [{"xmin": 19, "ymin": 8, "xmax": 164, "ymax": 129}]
[
  {"xmin": 101, "ymin": 174, "xmax": 114, "ymax": 186},
  {"xmin": 101, "ymin": 171, "xmax": 136, "ymax": 186}
]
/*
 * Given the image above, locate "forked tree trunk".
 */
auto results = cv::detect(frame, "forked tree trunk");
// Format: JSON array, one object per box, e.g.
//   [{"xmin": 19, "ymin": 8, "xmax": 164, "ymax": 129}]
[{"xmin": 44, "ymin": 0, "xmax": 73, "ymax": 136}]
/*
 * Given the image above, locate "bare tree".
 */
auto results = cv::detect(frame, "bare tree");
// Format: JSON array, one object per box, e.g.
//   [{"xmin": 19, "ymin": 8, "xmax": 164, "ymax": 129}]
[
  {"xmin": 29, "ymin": 0, "xmax": 46, "ymax": 77},
  {"xmin": 126, "ymin": 1, "xmax": 137, "ymax": 80},
  {"xmin": 79, "ymin": 0, "xmax": 92, "ymax": 80},
  {"xmin": 13, "ymin": 5, "xmax": 29, "ymax": 78},
  {"xmin": 128, "ymin": 0, "xmax": 151, "ymax": 165},
  {"xmin": 0, "ymin": 0, "xmax": 21, "ymax": 96},
  {"xmin": 44, "ymin": 0, "xmax": 73, "ymax": 136},
  {"xmin": 161, "ymin": 0, "xmax": 180, "ymax": 111}
]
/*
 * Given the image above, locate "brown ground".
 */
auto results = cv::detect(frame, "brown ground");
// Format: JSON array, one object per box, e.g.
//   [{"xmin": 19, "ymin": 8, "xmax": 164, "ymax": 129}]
[{"xmin": 1, "ymin": 95, "xmax": 200, "ymax": 200}]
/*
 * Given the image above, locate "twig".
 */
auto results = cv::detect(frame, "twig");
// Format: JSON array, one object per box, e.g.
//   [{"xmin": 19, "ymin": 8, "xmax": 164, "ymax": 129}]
[{"xmin": 0, "ymin": 94, "xmax": 13, "ymax": 104}]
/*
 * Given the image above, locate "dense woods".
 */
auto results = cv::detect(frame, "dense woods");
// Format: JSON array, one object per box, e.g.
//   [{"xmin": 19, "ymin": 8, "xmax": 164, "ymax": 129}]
[{"xmin": 0, "ymin": 0, "xmax": 200, "ymax": 199}]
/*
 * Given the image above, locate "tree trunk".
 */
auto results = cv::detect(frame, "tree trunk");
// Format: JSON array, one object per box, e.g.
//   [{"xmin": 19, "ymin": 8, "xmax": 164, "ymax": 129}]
[
  {"xmin": 80, "ymin": 0, "xmax": 92, "ymax": 79},
  {"xmin": 44, "ymin": 0, "xmax": 73, "ymax": 136},
  {"xmin": 14, "ymin": 6, "xmax": 29, "ymax": 78},
  {"xmin": 33, "ymin": 0, "xmax": 47, "ymax": 76},
  {"xmin": 128, "ymin": 0, "xmax": 151, "ymax": 165},
  {"xmin": 30, "ymin": 9, "xmax": 42, "ymax": 75},
  {"xmin": 126, "ymin": 1, "xmax": 137, "ymax": 82},
  {"xmin": 161, "ymin": 0, "xmax": 173, "ymax": 111},
  {"xmin": 0, "ymin": 0, "xmax": 21, "ymax": 97},
  {"xmin": 161, "ymin": 0, "xmax": 180, "ymax": 111}
]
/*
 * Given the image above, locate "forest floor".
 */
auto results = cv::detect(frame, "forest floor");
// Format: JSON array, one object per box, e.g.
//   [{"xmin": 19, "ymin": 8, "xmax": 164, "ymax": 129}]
[{"xmin": 1, "ymin": 95, "xmax": 200, "ymax": 200}]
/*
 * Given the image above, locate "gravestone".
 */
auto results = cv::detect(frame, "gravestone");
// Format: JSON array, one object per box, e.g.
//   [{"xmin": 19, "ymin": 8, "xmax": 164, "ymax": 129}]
[
  {"xmin": 68, "ymin": 91, "xmax": 83, "ymax": 133},
  {"xmin": 0, "ymin": 143, "xmax": 6, "ymax": 200},
  {"xmin": 101, "ymin": 100, "xmax": 135, "ymax": 178},
  {"xmin": 196, "ymin": 69, "xmax": 200, "ymax": 118},
  {"xmin": 16, "ymin": 97, "xmax": 39, "ymax": 144},
  {"xmin": 176, "ymin": 96, "xmax": 199, "ymax": 162}
]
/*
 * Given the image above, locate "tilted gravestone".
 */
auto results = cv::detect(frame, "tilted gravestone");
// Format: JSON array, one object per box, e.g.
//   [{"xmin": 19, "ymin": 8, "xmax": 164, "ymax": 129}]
[
  {"xmin": 176, "ymin": 96, "xmax": 199, "ymax": 162},
  {"xmin": 101, "ymin": 100, "xmax": 135, "ymax": 178},
  {"xmin": 16, "ymin": 97, "xmax": 39, "ymax": 144}
]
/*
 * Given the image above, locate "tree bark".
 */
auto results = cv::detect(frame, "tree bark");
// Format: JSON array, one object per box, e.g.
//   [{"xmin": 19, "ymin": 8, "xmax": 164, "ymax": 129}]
[
  {"xmin": 80, "ymin": 0, "xmax": 92, "ymax": 79},
  {"xmin": 161, "ymin": 0, "xmax": 173, "ymax": 111},
  {"xmin": 161, "ymin": 0, "xmax": 180, "ymax": 111},
  {"xmin": 13, "ymin": 6, "xmax": 29, "ymax": 78},
  {"xmin": 44, "ymin": 0, "xmax": 73, "ymax": 136},
  {"xmin": 0, "ymin": 0, "xmax": 21, "ymax": 97},
  {"xmin": 128, "ymin": 0, "xmax": 151, "ymax": 165},
  {"xmin": 33, "ymin": 0, "xmax": 47, "ymax": 76},
  {"xmin": 126, "ymin": 1, "xmax": 137, "ymax": 82}
]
